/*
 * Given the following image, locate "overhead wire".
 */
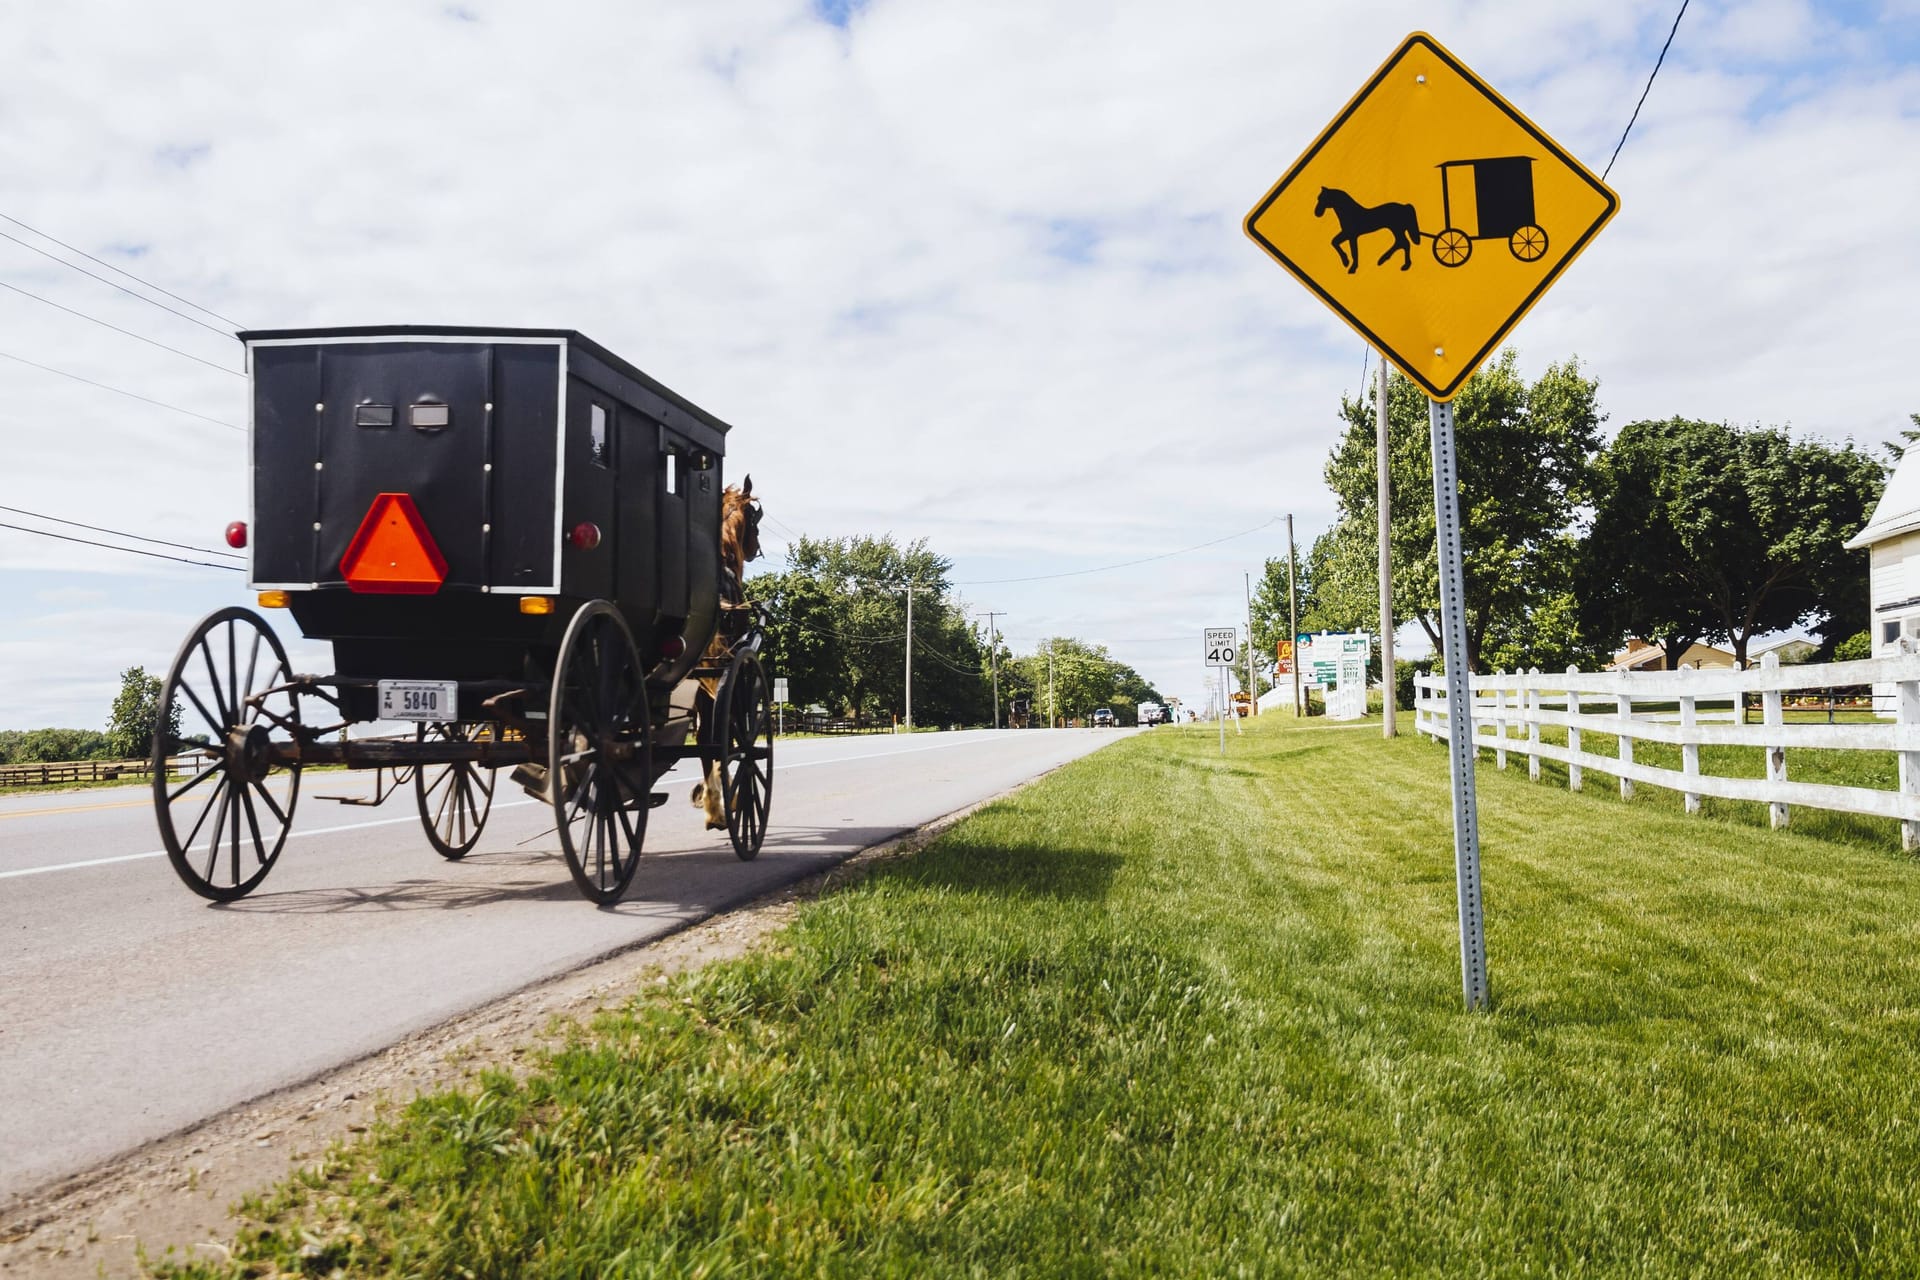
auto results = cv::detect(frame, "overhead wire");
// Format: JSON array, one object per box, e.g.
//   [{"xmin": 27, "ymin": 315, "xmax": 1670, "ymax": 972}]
[
  {"xmin": 0, "ymin": 519, "xmax": 244, "ymax": 572},
  {"xmin": 1603, "ymin": 0, "xmax": 1690, "ymax": 181},
  {"xmin": 0, "ymin": 502, "xmax": 242, "ymax": 560},
  {"xmin": 0, "ymin": 276, "xmax": 242, "ymax": 376},
  {"xmin": 0, "ymin": 346, "xmax": 243, "ymax": 432},
  {"xmin": 0, "ymin": 215, "xmax": 242, "ymax": 334}
]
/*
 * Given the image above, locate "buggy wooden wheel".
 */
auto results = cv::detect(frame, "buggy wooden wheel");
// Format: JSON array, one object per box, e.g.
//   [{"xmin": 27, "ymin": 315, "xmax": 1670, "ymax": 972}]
[
  {"xmin": 151, "ymin": 607, "xmax": 302, "ymax": 902},
  {"xmin": 1509, "ymin": 224, "xmax": 1548, "ymax": 262},
  {"xmin": 1432, "ymin": 227, "xmax": 1472, "ymax": 267},
  {"xmin": 414, "ymin": 722, "xmax": 496, "ymax": 860},
  {"xmin": 716, "ymin": 651, "xmax": 773, "ymax": 861},
  {"xmin": 550, "ymin": 602, "xmax": 652, "ymax": 904}
]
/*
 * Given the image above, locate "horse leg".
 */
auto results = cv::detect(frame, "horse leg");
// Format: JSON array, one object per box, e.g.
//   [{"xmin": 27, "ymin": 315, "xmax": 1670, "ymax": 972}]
[
  {"xmin": 1378, "ymin": 230, "xmax": 1412, "ymax": 271},
  {"xmin": 1341, "ymin": 235, "xmax": 1359, "ymax": 274},
  {"xmin": 1330, "ymin": 234, "xmax": 1350, "ymax": 270}
]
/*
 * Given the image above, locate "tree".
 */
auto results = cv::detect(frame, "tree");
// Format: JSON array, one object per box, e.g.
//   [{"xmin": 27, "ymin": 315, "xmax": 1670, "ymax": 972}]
[
  {"xmin": 107, "ymin": 665, "xmax": 175, "ymax": 760},
  {"xmin": 747, "ymin": 533, "xmax": 991, "ymax": 725},
  {"xmin": 1312, "ymin": 350, "xmax": 1606, "ymax": 672},
  {"xmin": 1576, "ymin": 419, "xmax": 1884, "ymax": 666},
  {"xmin": 1881, "ymin": 411, "xmax": 1920, "ymax": 462}
]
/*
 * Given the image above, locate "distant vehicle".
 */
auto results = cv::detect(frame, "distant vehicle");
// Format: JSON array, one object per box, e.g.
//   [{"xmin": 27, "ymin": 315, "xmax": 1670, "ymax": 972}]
[
  {"xmin": 1137, "ymin": 701, "xmax": 1165, "ymax": 726},
  {"xmin": 1091, "ymin": 707, "xmax": 1116, "ymax": 728},
  {"xmin": 1008, "ymin": 697, "xmax": 1032, "ymax": 730}
]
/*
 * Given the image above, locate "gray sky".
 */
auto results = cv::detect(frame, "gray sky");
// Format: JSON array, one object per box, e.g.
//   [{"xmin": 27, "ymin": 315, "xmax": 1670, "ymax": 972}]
[{"xmin": 1, "ymin": 0, "xmax": 1916, "ymax": 727}]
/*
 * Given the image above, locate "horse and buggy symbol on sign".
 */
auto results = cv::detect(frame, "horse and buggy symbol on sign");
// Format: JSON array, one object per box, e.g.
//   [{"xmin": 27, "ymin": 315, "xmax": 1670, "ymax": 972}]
[{"xmin": 1313, "ymin": 154, "xmax": 1549, "ymax": 273}]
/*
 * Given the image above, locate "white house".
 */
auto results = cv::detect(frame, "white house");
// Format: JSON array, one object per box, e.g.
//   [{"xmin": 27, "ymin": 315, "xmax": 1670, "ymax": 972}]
[{"xmin": 1844, "ymin": 444, "xmax": 1920, "ymax": 656}]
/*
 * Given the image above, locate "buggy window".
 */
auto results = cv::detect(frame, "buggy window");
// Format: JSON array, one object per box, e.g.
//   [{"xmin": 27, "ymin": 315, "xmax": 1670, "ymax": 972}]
[{"xmin": 589, "ymin": 405, "xmax": 609, "ymax": 468}]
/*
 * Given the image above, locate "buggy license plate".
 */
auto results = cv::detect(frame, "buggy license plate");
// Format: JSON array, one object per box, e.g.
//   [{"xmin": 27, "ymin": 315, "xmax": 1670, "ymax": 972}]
[{"xmin": 378, "ymin": 680, "xmax": 459, "ymax": 721}]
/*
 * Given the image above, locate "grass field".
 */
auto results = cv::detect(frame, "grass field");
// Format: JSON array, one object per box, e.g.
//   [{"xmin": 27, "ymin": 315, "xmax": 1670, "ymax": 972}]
[{"xmin": 156, "ymin": 715, "xmax": 1920, "ymax": 1277}]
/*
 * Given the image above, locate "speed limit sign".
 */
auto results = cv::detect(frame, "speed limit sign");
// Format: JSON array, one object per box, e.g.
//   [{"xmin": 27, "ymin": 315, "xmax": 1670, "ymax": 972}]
[{"xmin": 1204, "ymin": 627, "xmax": 1237, "ymax": 668}]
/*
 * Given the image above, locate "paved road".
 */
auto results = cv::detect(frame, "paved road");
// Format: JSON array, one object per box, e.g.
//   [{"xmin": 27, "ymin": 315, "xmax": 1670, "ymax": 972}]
[{"xmin": 0, "ymin": 728, "xmax": 1128, "ymax": 1203}]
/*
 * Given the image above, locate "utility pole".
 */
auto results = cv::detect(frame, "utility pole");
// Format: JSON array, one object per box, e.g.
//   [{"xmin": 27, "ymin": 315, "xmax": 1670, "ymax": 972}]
[
  {"xmin": 1287, "ymin": 514, "xmax": 1301, "ymax": 716},
  {"xmin": 1244, "ymin": 572, "xmax": 1257, "ymax": 717},
  {"xmin": 903, "ymin": 581, "xmax": 921, "ymax": 730},
  {"xmin": 1378, "ymin": 355, "xmax": 1397, "ymax": 739},
  {"xmin": 1047, "ymin": 640, "xmax": 1055, "ymax": 729},
  {"xmin": 978, "ymin": 611, "xmax": 1004, "ymax": 729}
]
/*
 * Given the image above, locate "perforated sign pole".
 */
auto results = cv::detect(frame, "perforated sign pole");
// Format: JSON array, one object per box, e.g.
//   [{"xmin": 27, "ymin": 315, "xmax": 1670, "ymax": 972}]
[{"xmin": 1429, "ymin": 397, "xmax": 1490, "ymax": 1010}]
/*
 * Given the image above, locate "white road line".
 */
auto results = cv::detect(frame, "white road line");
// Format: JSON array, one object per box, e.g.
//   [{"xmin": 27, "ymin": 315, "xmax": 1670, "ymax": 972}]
[{"xmin": 0, "ymin": 734, "xmax": 1065, "ymax": 880}]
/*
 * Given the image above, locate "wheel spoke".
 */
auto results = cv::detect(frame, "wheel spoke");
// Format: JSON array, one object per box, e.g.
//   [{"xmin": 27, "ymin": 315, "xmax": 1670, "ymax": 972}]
[
  {"xmin": 198, "ymin": 640, "xmax": 232, "ymax": 729},
  {"xmin": 182, "ymin": 776, "xmax": 229, "ymax": 853},
  {"xmin": 167, "ymin": 758, "xmax": 223, "ymax": 803},
  {"xmin": 241, "ymin": 630, "xmax": 263, "ymax": 722},
  {"xmin": 239, "ymin": 783, "xmax": 269, "ymax": 866},
  {"xmin": 250, "ymin": 777, "xmax": 290, "ymax": 828},
  {"xmin": 178, "ymin": 677, "xmax": 225, "ymax": 743}
]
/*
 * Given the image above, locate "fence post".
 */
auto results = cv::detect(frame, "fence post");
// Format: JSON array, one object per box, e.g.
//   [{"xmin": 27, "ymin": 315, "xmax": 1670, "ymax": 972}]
[
  {"xmin": 1527, "ymin": 668, "xmax": 1541, "ymax": 782},
  {"xmin": 1762, "ymin": 651, "xmax": 1788, "ymax": 829},
  {"xmin": 1900, "ymin": 665, "xmax": 1920, "ymax": 852},
  {"xmin": 1566, "ymin": 666, "xmax": 1583, "ymax": 793},
  {"xmin": 1679, "ymin": 663, "xmax": 1701, "ymax": 815},
  {"xmin": 1616, "ymin": 689, "xmax": 1634, "ymax": 801},
  {"xmin": 1493, "ymin": 674, "xmax": 1508, "ymax": 770}
]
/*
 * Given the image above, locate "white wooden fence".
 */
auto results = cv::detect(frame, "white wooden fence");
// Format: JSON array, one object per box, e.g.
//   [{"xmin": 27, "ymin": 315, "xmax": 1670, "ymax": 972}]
[{"xmin": 1413, "ymin": 651, "xmax": 1920, "ymax": 849}]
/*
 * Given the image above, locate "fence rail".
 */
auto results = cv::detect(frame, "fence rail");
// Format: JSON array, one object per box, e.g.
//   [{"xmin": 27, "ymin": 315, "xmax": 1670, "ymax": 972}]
[
  {"xmin": 0, "ymin": 753, "xmax": 210, "ymax": 789},
  {"xmin": 1413, "ymin": 651, "xmax": 1920, "ymax": 849}
]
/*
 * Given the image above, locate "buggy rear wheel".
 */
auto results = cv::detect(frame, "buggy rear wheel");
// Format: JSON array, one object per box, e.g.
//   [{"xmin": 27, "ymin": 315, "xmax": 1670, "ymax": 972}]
[
  {"xmin": 716, "ymin": 651, "xmax": 774, "ymax": 861},
  {"xmin": 1432, "ymin": 227, "xmax": 1472, "ymax": 267},
  {"xmin": 1509, "ymin": 224, "xmax": 1548, "ymax": 262},
  {"xmin": 415, "ymin": 722, "xmax": 496, "ymax": 860},
  {"xmin": 151, "ymin": 607, "xmax": 303, "ymax": 902},
  {"xmin": 550, "ymin": 601, "xmax": 652, "ymax": 905}
]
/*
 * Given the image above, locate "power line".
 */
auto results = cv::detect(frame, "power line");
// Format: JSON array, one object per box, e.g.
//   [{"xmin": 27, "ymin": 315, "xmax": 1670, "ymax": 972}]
[
  {"xmin": 0, "ymin": 503, "xmax": 242, "ymax": 560},
  {"xmin": 1603, "ymin": 0, "xmax": 1690, "ymax": 182},
  {"xmin": 0, "ymin": 346, "xmax": 243, "ymax": 432},
  {"xmin": 0, "ymin": 210, "xmax": 243, "ymax": 329},
  {"xmin": 0, "ymin": 227, "xmax": 239, "ymax": 341},
  {"xmin": 0, "ymin": 520, "xmax": 244, "ymax": 572},
  {"xmin": 0, "ymin": 276, "xmax": 242, "ymax": 376}
]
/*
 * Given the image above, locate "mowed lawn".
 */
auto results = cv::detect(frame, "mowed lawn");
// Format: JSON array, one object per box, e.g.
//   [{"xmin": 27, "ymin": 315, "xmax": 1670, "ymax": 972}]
[{"xmin": 162, "ymin": 716, "xmax": 1920, "ymax": 1277}]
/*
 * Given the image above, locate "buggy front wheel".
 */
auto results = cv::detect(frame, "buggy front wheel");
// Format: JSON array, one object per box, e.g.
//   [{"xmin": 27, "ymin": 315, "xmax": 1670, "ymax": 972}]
[
  {"xmin": 717, "ymin": 652, "xmax": 774, "ymax": 861},
  {"xmin": 151, "ymin": 607, "xmax": 303, "ymax": 902},
  {"xmin": 1432, "ymin": 227, "xmax": 1471, "ymax": 267},
  {"xmin": 415, "ymin": 722, "xmax": 496, "ymax": 860}
]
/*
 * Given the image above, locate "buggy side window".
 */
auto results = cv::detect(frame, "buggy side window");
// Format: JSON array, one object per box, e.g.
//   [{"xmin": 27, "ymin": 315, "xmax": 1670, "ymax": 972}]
[
  {"xmin": 589, "ymin": 404, "xmax": 609, "ymax": 468},
  {"xmin": 664, "ymin": 448, "xmax": 680, "ymax": 495}
]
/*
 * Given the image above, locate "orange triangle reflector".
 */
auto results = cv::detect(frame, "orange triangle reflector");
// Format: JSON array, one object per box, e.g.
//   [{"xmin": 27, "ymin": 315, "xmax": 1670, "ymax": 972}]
[{"xmin": 340, "ymin": 493, "xmax": 448, "ymax": 594}]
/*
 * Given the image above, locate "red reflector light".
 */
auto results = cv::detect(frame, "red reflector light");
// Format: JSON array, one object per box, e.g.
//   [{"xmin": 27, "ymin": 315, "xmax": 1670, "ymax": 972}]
[
  {"xmin": 225, "ymin": 521, "xmax": 248, "ymax": 549},
  {"xmin": 340, "ymin": 493, "xmax": 448, "ymax": 595},
  {"xmin": 658, "ymin": 635, "xmax": 685, "ymax": 661},
  {"xmin": 569, "ymin": 521, "xmax": 602, "ymax": 550}
]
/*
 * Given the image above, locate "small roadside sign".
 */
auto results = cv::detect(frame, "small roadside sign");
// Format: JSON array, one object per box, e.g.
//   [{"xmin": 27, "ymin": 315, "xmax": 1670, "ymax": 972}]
[
  {"xmin": 1204, "ymin": 628, "xmax": 1238, "ymax": 668},
  {"xmin": 1275, "ymin": 639, "xmax": 1294, "ymax": 676},
  {"xmin": 773, "ymin": 677, "xmax": 789, "ymax": 703},
  {"xmin": 1243, "ymin": 32, "xmax": 1618, "ymax": 401}
]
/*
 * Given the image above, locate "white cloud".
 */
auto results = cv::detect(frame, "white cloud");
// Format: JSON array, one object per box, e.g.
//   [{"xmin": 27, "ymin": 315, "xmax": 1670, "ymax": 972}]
[{"xmin": 0, "ymin": 0, "xmax": 1914, "ymax": 721}]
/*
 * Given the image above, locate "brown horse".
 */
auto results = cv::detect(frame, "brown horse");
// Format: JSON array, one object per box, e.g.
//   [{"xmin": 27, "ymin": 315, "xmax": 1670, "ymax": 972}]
[{"xmin": 692, "ymin": 476, "xmax": 764, "ymax": 828}]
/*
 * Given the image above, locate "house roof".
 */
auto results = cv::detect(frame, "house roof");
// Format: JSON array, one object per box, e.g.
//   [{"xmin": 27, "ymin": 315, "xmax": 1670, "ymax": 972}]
[{"xmin": 1845, "ymin": 446, "xmax": 1920, "ymax": 549}]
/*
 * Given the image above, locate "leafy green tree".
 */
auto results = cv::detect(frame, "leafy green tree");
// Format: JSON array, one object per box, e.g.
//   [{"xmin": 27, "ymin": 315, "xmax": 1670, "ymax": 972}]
[
  {"xmin": 0, "ymin": 727, "xmax": 112, "ymax": 763},
  {"xmin": 1577, "ymin": 419, "xmax": 1884, "ymax": 666},
  {"xmin": 1834, "ymin": 631, "xmax": 1871, "ymax": 662},
  {"xmin": 747, "ymin": 534, "xmax": 989, "ymax": 725},
  {"xmin": 1311, "ymin": 351, "xmax": 1606, "ymax": 672},
  {"xmin": 1881, "ymin": 411, "xmax": 1920, "ymax": 462},
  {"xmin": 107, "ymin": 665, "xmax": 175, "ymax": 759}
]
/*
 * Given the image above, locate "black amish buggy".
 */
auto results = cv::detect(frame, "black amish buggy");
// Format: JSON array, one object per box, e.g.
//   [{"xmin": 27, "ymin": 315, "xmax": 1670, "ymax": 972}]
[
  {"xmin": 151, "ymin": 326, "xmax": 772, "ymax": 905},
  {"xmin": 1429, "ymin": 155, "xmax": 1550, "ymax": 268}
]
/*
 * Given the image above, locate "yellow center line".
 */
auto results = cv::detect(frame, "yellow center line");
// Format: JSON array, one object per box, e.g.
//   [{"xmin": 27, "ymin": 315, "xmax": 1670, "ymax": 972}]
[{"xmin": 0, "ymin": 797, "xmax": 156, "ymax": 820}]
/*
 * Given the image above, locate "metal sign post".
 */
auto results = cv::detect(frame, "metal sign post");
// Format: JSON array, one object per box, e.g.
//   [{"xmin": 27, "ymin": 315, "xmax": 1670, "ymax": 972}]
[
  {"xmin": 1428, "ymin": 397, "xmax": 1489, "ymax": 1009},
  {"xmin": 1205, "ymin": 627, "xmax": 1237, "ymax": 756}
]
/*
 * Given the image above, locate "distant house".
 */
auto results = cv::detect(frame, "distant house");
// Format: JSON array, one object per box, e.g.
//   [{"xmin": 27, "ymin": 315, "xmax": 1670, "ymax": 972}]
[
  {"xmin": 1844, "ymin": 444, "xmax": 1920, "ymax": 656},
  {"xmin": 1749, "ymin": 636, "xmax": 1819, "ymax": 665},
  {"xmin": 1608, "ymin": 638, "xmax": 1736, "ymax": 672}
]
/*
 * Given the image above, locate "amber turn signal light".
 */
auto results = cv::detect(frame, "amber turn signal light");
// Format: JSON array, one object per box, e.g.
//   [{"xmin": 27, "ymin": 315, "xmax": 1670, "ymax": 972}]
[
  {"xmin": 256, "ymin": 591, "xmax": 290, "ymax": 609},
  {"xmin": 519, "ymin": 596, "xmax": 554, "ymax": 615}
]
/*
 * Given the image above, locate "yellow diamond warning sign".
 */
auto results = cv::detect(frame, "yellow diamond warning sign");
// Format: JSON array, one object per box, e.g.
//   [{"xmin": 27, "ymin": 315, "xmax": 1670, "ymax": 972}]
[{"xmin": 1244, "ymin": 32, "xmax": 1618, "ymax": 401}]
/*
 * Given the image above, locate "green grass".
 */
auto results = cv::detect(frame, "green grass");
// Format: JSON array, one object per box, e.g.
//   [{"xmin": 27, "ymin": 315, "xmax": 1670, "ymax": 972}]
[{"xmin": 156, "ymin": 715, "xmax": 1920, "ymax": 1277}]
